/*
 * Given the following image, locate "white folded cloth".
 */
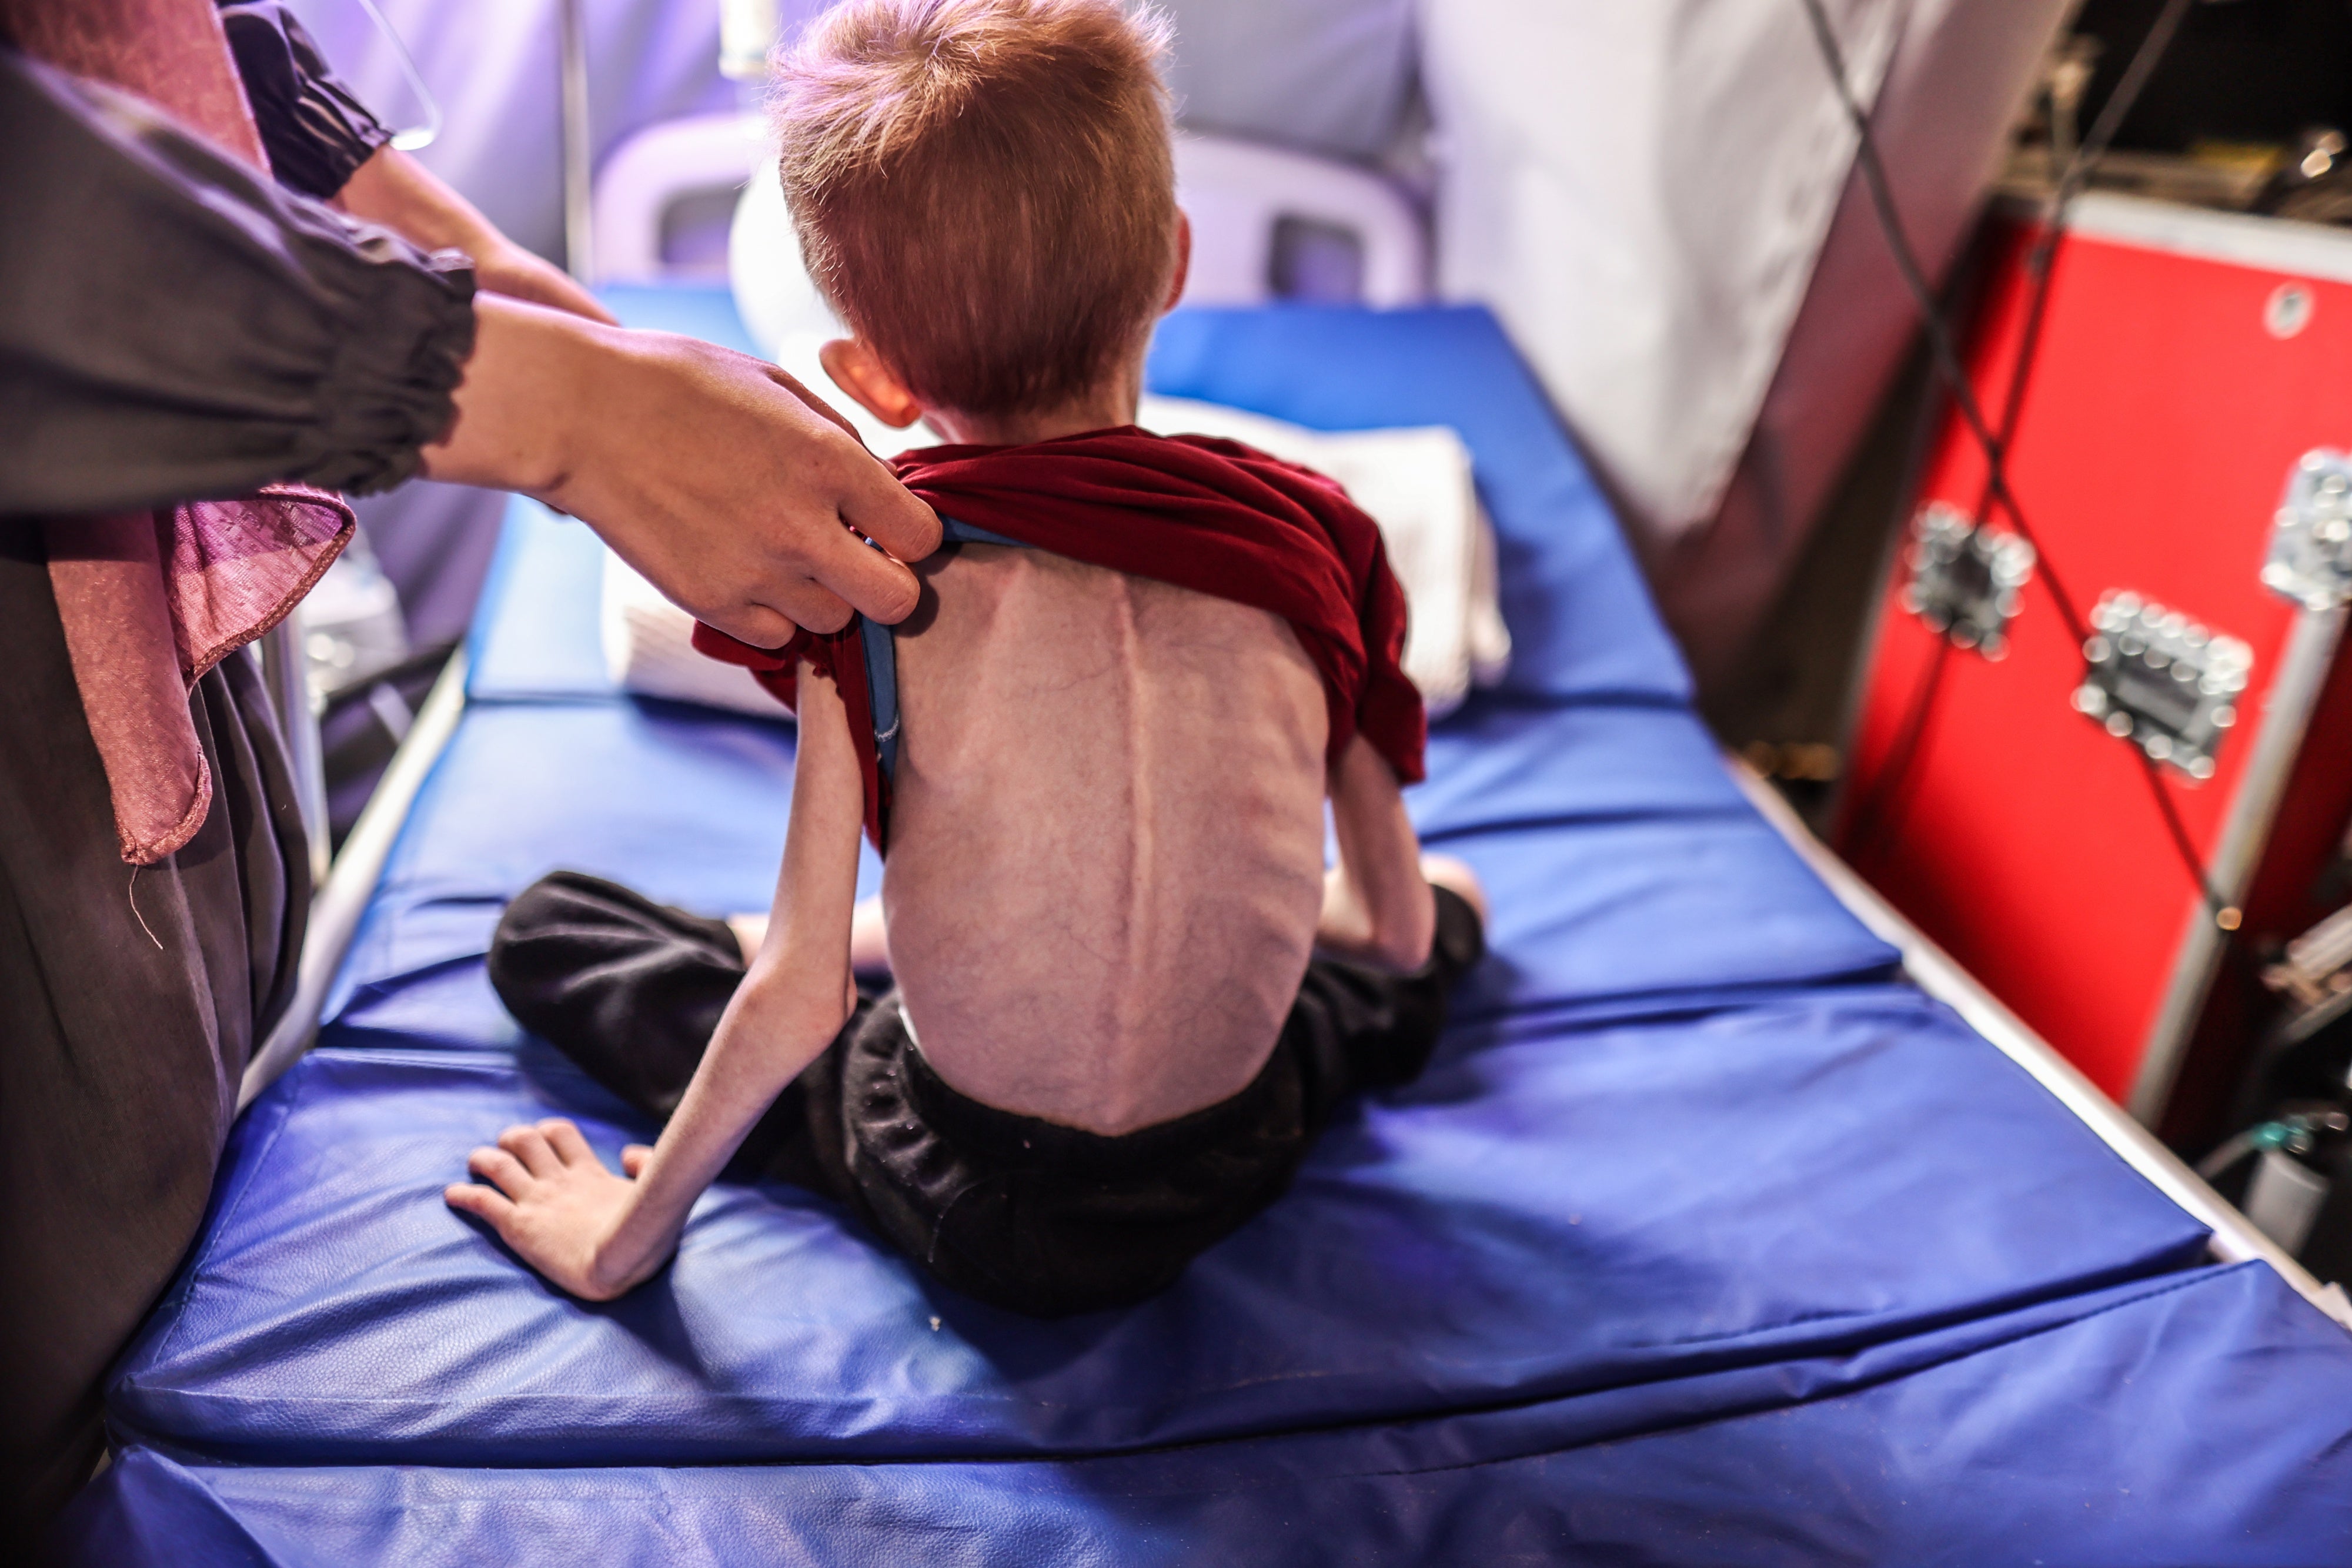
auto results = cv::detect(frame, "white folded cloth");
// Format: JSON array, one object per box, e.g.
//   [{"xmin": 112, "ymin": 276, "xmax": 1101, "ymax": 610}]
[
  {"xmin": 601, "ymin": 553, "xmax": 782, "ymax": 717},
  {"xmin": 1137, "ymin": 395, "xmax": 1511, "ymax": 715},
  {"xmin": 601, "ymin": 375, "xmax": 1511, "ymax": 720}
]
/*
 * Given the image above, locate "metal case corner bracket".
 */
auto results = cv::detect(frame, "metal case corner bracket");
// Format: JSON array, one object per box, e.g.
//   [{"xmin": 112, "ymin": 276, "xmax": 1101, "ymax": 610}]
[
  {"xmin": 2263, "ymin": 447, "xmax": 2352, "ymax": 611},
  {"xmin": 2074, "ymin": 593, "xmax": 2251, "ymax": 782},
  {"xmin": 1900, "ymin": 501, "xmax": 2035, "ymax": 659}
]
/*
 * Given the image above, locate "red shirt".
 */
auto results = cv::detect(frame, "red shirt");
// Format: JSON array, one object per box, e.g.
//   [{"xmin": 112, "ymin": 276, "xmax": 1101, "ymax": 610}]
[{"xmin": 695, "ymin": 426, "xmax": 1423, "ymax": 848}]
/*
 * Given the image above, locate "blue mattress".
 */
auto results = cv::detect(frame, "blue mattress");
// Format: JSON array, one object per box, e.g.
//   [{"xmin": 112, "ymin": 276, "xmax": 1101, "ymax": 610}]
[
  {"xmin": 105, "ymin": 987, "xmax": 2205, "ymax": 1468},
  {"xmin": 65, "ymin": 1265, "xmax": 2352, "ymax": 1565},
  {"xmin": 58, "ymin": 288, "xmax": 2352, "ymax": 1563}
]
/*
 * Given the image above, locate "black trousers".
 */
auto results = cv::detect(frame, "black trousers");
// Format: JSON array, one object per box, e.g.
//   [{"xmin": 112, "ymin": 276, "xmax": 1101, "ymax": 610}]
[{"xmin": 489, "ymin": 871, "xmax": 1484, "ymax": 1316}]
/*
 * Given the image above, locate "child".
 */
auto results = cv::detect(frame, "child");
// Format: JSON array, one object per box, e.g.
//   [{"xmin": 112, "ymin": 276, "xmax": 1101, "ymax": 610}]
[{"xmin": 450, "ymin": 0, "xmax": 1485, "ymax": 1316}]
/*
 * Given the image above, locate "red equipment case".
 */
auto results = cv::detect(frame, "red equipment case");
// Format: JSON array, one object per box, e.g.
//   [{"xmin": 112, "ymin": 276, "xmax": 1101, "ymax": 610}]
[{"xmin": 1839, "ymin": 193, "xmax": 2352, "ymax": 1136}]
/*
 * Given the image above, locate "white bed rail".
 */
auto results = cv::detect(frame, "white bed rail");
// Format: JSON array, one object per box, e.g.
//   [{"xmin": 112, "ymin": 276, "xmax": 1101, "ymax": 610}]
[
  {"xmin": 592, "ymin": 112, "xmax": 764, "ymax": 285},
  {"xmin": 592, "ymin": 111, "xmax": 1431, "ymax": 309},
  {"xmin": 238, "ymin": 648, "xmax": 470, "ymax": 1112},
  {"xmin": 1726, "ymin": 755, "xmax": 2352, "ymax": 1330}
]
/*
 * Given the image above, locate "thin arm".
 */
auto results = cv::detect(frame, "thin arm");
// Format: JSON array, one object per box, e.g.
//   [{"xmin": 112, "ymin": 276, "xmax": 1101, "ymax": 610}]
[
  {"xmin": 589, "ymin": 656, "xmax": 868, "ymax": 1292},
  {"xmin": 1316, "ymin": 733, "xmax": 1435, "ymax": 973}
]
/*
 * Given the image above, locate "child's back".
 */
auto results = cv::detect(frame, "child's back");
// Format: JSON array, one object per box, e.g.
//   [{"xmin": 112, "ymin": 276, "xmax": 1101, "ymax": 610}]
[
  {"xmin": 891, "ymin": 546, "xmax": 1329, "ymax": 1132},
  {"xmin": 465, "ymin": 0, "xmax": 1484, "ymax": 1316}
]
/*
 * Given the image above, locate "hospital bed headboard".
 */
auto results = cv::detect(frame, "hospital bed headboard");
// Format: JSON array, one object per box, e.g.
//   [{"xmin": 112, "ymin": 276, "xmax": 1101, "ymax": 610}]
[
  {"xmin": 1168, "ymin": 133, "xmax": 1428, "ymax": 309},
  {"xmin": 590, "ymin": 113, "xmax": 1430, "ymax": 329},
  {"xmin": 590, "ymin": 112, "xmax": 764, "ymax": 286}
]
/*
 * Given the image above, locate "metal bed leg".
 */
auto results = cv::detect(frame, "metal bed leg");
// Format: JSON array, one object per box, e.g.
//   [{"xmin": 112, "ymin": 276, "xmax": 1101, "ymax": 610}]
[{"xmin": 559, "ymin": 0, "xmax": 593, "ymax": 283}]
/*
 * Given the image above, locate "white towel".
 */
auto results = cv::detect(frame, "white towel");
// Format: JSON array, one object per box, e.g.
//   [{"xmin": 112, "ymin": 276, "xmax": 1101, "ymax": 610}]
[
  {"xmin": 601, "ymin": 375, "xmax": 1511, "ymax": 719},
  {"xmin": 601, "ymin": 553, "xmax": 783, "ymax": 717},
  {"xmin": 1137, "ymin": 396, "xmax": 1511, "ymax": 715}
]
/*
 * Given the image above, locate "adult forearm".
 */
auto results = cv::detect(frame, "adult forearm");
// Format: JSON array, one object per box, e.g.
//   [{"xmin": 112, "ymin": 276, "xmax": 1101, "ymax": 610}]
[
  {"xmin": 415, "ymin": 295, "xmax": 592, "ymax": 495},
  {"xmin": 338, "ymin": 143, "xmax": 503, "ymax": 252},
  {"xmin": 340, "ymin": 147, "xmax": 618, "ymax": 324},
  {"xmin": 0, "ymin": 48, "xmax": 475, "ymax": 514}
]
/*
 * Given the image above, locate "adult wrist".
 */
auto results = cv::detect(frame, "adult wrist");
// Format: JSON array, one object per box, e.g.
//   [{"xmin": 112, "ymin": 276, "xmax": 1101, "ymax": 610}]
[{"xmin": 420, "ymin": 293, "xmax": 606, "ymax": 495}]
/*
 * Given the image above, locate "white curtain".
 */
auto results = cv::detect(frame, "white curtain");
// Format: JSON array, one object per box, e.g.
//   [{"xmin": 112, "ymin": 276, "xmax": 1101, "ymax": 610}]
[
  {"xmin": 1422, "ymin": 0, "xmax": 2070, "ymax": 677},
  {"xmin": 1424, "ymin": 0, "xmax": 1909, "ymax": 541}
]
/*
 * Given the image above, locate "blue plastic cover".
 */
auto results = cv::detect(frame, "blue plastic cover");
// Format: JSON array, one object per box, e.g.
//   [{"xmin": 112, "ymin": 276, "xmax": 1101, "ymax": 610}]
[
  {"xmin": 109, "ymin": 987, "xmax": 2205, "ymax": 1466},
  {"xmin": 66, "ymin": 1263, "xmax": 2352, "ymax": 1566},
  {"xmin": 463, "ymin": 500, "xmax": 620, "ymax": 704}
]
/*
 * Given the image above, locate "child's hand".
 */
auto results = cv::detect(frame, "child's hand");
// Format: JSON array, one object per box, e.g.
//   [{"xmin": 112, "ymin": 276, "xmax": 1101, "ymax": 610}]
[{"xmin": 445, "ymin": 1119, "xmax": 666, "ymax": 1302}]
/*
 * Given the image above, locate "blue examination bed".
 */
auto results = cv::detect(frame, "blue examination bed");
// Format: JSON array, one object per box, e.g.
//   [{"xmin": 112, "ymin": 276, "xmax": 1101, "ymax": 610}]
[{"xmin": 57, "ymin": 292, "xmax": 2352, "ymax": 1564}]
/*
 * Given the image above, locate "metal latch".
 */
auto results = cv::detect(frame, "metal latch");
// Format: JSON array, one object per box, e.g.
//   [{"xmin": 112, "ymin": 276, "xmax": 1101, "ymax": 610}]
[
  {"xmin": 1900, "ymin": 502, "xmax": 2035, "ymax": 658},
  {"xmin": 2072, "ymin": 592, "xmax": 2251, "ymax": 782},
  {"xmin": 2263, "ymin": 449, "xmax": 2352, "ymax": 610}
]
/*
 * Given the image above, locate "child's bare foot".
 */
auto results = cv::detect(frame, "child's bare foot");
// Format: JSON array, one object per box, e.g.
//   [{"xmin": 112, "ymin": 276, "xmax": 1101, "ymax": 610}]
[
  {"xmin": 726, "ymin": 914, "xmax": 767, "ymax": 965},
  {"xmin": 1421, "ymin": 854, "xmax": 1487, "ymax": 925},
  {"xmin": 729, "ymin": 895, "xmax": 891, "ymax": 974}
]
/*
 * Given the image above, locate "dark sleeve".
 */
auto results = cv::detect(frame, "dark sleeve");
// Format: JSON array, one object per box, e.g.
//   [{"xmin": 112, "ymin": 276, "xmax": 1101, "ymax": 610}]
[
  {"xmin": 0, "ymin": 49, "xmax": 476, "ymax": 516},
  {"xmin": 216, "ymin": 0, "xmax": 392, "ymax": 199}
]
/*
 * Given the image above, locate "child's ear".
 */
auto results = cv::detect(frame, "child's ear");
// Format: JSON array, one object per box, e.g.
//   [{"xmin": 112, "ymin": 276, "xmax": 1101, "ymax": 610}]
[
  {"xmin": 1163, "ymin": 211, "xmax": 1192, "ymax": 312},
  {"xmin": 818, "ymin": 339, "xmax": 926, "ymax": 429}
]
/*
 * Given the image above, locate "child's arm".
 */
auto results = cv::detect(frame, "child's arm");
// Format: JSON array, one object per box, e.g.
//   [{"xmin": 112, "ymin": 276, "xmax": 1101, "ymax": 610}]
[
  {"xmin": 444, "ymin": 657, "xmax": 867, "ymax": 1300},
  {"xmin": 1316, "ymin": 734, "xmax": 1439, "ymax": 973}
]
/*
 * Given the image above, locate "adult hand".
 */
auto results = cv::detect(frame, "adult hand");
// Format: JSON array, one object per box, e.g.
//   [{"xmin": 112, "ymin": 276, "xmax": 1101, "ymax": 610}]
[{"xmin": 422, "ymin": 296, "xmax": 942, "ymax": 643}]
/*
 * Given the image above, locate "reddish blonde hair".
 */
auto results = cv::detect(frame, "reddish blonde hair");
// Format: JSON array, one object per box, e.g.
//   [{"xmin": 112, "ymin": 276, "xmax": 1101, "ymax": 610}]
[{"xmin": 771, "ymin": 0, "xmax": 1177, "ymax": 417}]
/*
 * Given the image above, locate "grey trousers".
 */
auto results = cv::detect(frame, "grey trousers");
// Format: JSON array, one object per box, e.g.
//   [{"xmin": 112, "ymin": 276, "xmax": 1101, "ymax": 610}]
[{"xmin": 0, "ymin": 521, "xmax": 308, "ymax": 1537}]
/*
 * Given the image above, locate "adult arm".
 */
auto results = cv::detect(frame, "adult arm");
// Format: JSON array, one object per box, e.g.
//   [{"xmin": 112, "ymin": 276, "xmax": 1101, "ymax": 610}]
[
  {"xmin": 446, "ymin": 657, "xmax": 870, "ymax": 1300},
  {"xmin": 214, "ymin": 0, "xmax": 613, "ymax": 322},
  {"xmin": 339, "ymin": 146, "xmax": 617, "ymax": 324},
  {"xmin": 0, "ymin": 48, "xmax": 938, "ymax": 633},
  {"xmin": 423, "ymin": 296, "xmax": 931, "ymax": 639},
  {"xmin": 0, "ymin": 46, "xmax": 475, "ymax": 513},
  {"xmin": 213, "ymin": 0, "xmax": 387, "ymax": 198}
]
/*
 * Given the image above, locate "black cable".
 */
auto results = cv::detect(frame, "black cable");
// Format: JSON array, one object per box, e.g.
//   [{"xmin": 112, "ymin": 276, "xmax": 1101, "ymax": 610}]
[
  {"xmin": 1817, "ymin": 2, "xmax": 2084, "ymax": 858},
  {"xmin": 1800, "ymin": 0, "xmax": 2234, "ymax": 925},
  {"xmin": 1796, "ymin": 0, "xmax": 2092, "ymax": 641}
]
